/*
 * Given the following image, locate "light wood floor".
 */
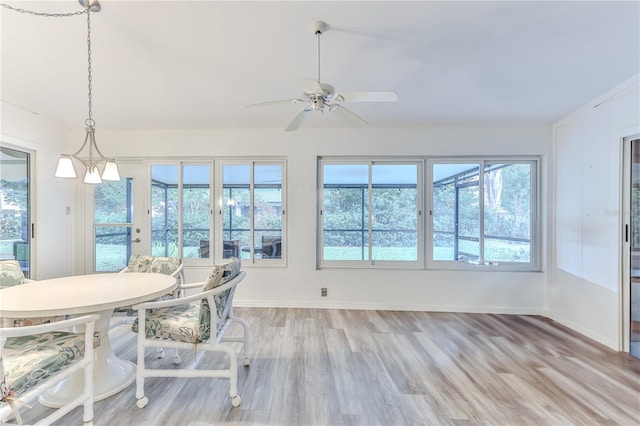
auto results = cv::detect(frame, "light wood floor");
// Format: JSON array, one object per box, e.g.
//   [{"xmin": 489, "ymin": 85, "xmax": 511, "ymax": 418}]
[{"xmin": 21, "ymin": 308, "xmax": 640, "ymax": 425}]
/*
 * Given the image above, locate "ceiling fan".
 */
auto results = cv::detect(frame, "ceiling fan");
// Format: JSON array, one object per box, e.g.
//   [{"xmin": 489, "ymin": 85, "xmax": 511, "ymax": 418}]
[{"xmin": 246, "ymin": 20, "xmax": 398, "ymax": 132}]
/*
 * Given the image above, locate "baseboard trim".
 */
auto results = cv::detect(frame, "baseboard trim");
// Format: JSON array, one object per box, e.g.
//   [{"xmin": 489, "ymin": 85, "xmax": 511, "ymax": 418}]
[
  {"xmin": 234, "ymin": 299, "xmax": 544, "ymax": 316},
  {"xmin": 547, "ymin": 312, "xmax": 619, "ymax": 351}
]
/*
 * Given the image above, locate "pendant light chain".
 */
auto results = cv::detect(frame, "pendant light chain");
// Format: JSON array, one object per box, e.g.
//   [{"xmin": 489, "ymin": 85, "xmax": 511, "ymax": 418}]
[
  {"xmin": 86, "ymin": 8, "xmax": 95, "ymax": 128},
  {"xmin": 0, "ymin": 3, "xmax": 86, "ymax": 17}
]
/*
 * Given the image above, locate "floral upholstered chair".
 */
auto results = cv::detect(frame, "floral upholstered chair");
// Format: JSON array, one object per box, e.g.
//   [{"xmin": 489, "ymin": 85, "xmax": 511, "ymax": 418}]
[
  {"xmin": 113, "ymin": 255, "xmax": 185, "ymax": 317},
  {"xmin": 0, "ymin": 260, "xmax": 65, "ymax": 327},
  {"xmin": 120, "ymin": 255, "xmax": 185, "ymax": 287},
  {"xmin": 131, "ymin": 257, "xmax": 248, "ymax": 409},
  {"xmin": 0, "ymin": 314, "xmax": 98, "ymax": 425}
]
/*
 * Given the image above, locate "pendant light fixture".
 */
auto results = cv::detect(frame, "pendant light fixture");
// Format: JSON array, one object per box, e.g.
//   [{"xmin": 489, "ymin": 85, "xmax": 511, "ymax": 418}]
[{"xmin": 54, "ymin": 0, "xmax": 120, "ymax": 184}]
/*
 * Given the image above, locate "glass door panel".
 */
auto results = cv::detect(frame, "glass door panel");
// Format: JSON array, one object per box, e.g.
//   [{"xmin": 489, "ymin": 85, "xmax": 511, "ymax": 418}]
[
  {"xmin": 630, "ymin": 139, "xmax": 640, "ymax": 359},
  {"xmin": 91, "ymin": 164, "xmax": 146, "ymax": 272},
  {"xmin": 0, "ymin": 147, "xmax": 31, "ymax": 277},
  {"xmin": 151, "ymin": 165, "xmax": 179, "ymax": 257}
]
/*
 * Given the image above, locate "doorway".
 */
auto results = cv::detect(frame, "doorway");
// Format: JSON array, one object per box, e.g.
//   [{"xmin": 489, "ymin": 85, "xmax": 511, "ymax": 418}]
[
  {"xmin": 627, "ymin": 137, "xmax": 640, "ymax": 358},
  {"xmin": 85, "ymin": 162, "xmax": 147, "ymax": 273},
  {"xmin": 0, "ymin": 146, "xmax": 32, "ymax": 278}
]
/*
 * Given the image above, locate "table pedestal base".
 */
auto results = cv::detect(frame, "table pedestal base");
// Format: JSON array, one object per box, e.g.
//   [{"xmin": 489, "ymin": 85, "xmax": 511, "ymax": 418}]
[{"xmin": 39, "ymin": 309, "xmax": 136, "ymax": 408}]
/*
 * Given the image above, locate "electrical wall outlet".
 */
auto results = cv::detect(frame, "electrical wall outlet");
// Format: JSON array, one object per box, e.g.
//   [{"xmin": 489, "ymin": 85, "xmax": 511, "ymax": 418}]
[{"xmin": 321, "ymin": 287, "xmax": 327, "ymax": 297}]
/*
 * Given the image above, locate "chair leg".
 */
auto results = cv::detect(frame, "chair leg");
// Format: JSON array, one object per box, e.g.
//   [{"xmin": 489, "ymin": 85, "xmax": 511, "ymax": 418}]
[
  {"xmin": 136, "ymin": 339, "xmax": 148, "ymax": 408},
  {"xmin": 231, "ymin": 316, "xmax": 251, "ymax": 366}
]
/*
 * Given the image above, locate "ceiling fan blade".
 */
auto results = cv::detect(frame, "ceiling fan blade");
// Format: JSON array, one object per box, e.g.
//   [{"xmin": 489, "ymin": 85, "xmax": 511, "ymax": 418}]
[
  {"xmin": 284, "ymin": 108, "xmax": 311, "ymax": 132},
  {"xmin": 301, "ymin": 78, "xmax": 323, "ymax": 94},
  {"xmin": 336, "ymin": 91, "xmax": 398, "ymax": 103},
  {"xmin": 245, "ymin": 99, "xmax": 302, "ymax": 108},
  {"xmin": 332, "ymin": 104, "xmax": 368, "ymax": 128}
]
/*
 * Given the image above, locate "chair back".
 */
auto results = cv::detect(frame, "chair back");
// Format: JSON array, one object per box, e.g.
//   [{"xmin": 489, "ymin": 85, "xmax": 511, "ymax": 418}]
[
  {"xmin": 0, "ymin": 259, "xmax": 26, "ymax": 288},
  {"xmin": 125, "ymin": 255, "xmax": 184, "ymax": 284},
  {"xmin": 199, "ymin": 257, "xmax": 242, "ymax": 336},
  {"xmin": 223, "ymin": 240, "xmax": 240, "ymax": 259},
  {"xmin": 261, "ymin": 236, "xmax": 282, "ymax": 259}
]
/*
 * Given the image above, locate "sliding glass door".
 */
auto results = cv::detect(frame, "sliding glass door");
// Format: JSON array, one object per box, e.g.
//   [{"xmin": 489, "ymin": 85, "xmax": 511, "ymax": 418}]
[
  {"xmin": 0, "ymin": 146, "xmax": 32, "ymax": 277},
  {"xmin": 630, "ymin": 138, "xmax": 640, "ymax": 358}
]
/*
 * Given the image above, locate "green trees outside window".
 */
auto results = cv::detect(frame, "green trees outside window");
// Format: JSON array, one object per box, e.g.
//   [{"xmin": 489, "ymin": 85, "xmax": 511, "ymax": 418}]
[{"xmin": 432, "ymin": 162, "xmax": 534, "ymax": 264}]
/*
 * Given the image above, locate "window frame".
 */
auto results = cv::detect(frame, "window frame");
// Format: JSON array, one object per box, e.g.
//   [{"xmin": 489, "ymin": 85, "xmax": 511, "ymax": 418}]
[
  {"xmin": 318, "ymin": 158, "xmax": 424, "ymax": 270},
  {"xmin": 216, "ymin": 159, "xmax": 287, "ymax": 267},
  {"xmin": 427, "ymin": 157, "xmax": 541, "ymax": 272},
  {"xmin": 149, "ymin": 160, "xmax": 214, "ymax": 266}
]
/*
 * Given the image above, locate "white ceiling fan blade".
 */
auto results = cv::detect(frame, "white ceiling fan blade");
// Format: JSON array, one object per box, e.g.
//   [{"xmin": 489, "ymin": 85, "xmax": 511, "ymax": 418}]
[
  {"xmin": 301, "ymin": 78, "xmax": 323, "ymax": 94},
  {"xmin": 336, "ymin": 91, "xmax": 398, "ymax": 103},
  {"xmin": 332, "ymin": 104, "xmax": 368, "ymax": 128},
  {"xmin": 284, "ymin": 108, "xmax": 311, "ymax": 132},
  {"xmin": 245, "ymin": 99, "xmax": 302, "ymax": 108}
]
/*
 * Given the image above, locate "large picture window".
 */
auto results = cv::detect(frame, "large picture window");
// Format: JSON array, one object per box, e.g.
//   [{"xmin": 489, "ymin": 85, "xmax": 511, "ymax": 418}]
[
  {"xmin": 431, "ymin": 159, "xmax": 538, "ymax": 270},
  {"xmin": 319, "ymin": 160, "xmax": 423, "ymax": 268}
]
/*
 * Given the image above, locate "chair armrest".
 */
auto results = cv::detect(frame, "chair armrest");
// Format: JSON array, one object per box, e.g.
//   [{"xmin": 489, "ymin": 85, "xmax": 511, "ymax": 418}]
[
  {"xmin": 177, "ymin": 281, "xmax": 205, "ymax": 290},
  {"xmin": 132, "ymin": 271, "xmax": 245, "ymax": 312}
]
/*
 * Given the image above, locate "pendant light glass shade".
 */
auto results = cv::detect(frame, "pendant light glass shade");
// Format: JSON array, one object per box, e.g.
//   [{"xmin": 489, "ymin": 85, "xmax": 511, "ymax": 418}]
[
  {"xmin": 83, "ymin": 166, "xmax": 103, "ymax": 184},
  {"xmin": 54, "ymin": 156, "xmax": 78, "ymax": 178},
  {"xmin": 102, "ymin": 160, "xmax": 121, "ymax": 181}
]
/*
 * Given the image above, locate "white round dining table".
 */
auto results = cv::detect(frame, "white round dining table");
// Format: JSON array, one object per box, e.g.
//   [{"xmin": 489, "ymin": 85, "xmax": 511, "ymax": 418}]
[{"xmin": 0, "ymin": 272, "xmax": 177, "ymax": 407}]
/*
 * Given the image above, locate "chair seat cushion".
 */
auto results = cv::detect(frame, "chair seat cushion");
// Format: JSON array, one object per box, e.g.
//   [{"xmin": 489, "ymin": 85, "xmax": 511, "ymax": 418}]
[
  {"xmin": 132, "ymin": 302, "xmax": 211, "ymax": 343},
  {"xmin": 2, "ymin": 331, "xmax": 86, "ymax": 396}
]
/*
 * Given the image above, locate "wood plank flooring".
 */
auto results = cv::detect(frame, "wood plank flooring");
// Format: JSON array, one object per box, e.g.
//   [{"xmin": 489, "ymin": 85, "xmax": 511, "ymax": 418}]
[{"xmin": 19, "ymin": 308, "xmax": 640, "ymax": 425}]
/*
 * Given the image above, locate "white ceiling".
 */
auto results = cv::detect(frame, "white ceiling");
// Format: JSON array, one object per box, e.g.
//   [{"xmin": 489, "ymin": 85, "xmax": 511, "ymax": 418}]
[{"xmin": 1, "ymin": 0, "xmax": 639, "ymax": 131}]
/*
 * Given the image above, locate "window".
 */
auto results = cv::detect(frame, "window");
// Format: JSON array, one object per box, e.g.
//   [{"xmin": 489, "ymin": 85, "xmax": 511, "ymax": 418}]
[
  {"xmin": 220, "ymin": 161, "xmax": 285, "ymax": 265},
  {"xmin": 430, "ymin": 159, "xmax": 538, "ymax": 270},
  {"xmin": 319, "ymin": 160, "xmax": 423, "ymax": 268},
  {"xmin": 150, "ymin": 163, "xmax": 212, "ymax": 260}
]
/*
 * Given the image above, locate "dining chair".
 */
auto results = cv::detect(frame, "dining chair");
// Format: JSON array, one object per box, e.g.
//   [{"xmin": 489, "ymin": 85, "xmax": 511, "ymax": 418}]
[
  {"xmin": 131, "ymin": 257, "xmax": 249, "ymax": 409},
  {"xmin": 0, "ymin": 259, "xmax": 65, "ymax": 327},
  {"xmin": 112, "ymin": 255, "xmax": 186, "ymax": 359},
  {"xmin": 0, "ymin": 314, "xmax": 98, "ymax": 425}
]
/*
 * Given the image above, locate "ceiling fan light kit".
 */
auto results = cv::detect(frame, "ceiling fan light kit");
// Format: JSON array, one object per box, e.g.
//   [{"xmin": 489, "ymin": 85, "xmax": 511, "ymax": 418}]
[{"xmin": 247, "ymin": 20, "xmax": 398, "ymax": 132}]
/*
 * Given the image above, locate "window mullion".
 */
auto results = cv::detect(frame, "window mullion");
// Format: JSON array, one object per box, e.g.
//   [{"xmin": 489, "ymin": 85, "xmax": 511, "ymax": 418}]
[
  {"xmin": 178, "ymin": 163, "xmax": 184, "ymax": 259},
  {"xmin": 249, "ymin": 162, "xmax": 255, "ymax": 262},
  {"xmin": 479, "ymin": 160, "xmax": 485, "ymax": 263},
  {"xmin": 368, "ymin": 162, "xmax": 373, "ymax": 263}
]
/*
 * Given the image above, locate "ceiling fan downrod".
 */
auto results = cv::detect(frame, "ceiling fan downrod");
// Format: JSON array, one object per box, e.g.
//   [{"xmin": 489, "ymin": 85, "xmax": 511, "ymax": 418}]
[{"xmin": 313, "ymin": 21, "xmax": 327, "ymax": 84}]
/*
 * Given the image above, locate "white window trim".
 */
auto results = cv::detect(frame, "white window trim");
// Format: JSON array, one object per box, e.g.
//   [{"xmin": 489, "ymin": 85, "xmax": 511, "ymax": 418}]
[
  {"xmin": 216, "ymin": 159, "xmax": 287, "ymax": 268},
  {"xmin": 318, "ymin": 157, "xmax": 424, "ymax": 270},
  {"xmin": 427, "ymin": 157, "xmax": 541, "ymax": 272}
]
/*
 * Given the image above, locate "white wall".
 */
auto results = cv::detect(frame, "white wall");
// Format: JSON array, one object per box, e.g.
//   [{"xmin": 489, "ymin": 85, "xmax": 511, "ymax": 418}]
[
  {"xmin": 74, "ymin": 125, "xmax": 551, "ymax": 315},
  {"xmin": 552, "ymin": 75, "xmax": 640, "ymax": 350},
  {"xmin": 1, "ymin": 101, "xmax": 75, "ymax": 279}
]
